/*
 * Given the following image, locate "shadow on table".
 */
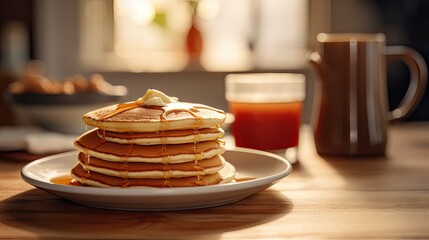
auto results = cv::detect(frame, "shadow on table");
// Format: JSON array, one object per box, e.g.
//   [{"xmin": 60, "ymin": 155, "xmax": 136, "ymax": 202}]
[{"xmin": 0, "ymin": 188, "xmax": 293, "ymax": 239}]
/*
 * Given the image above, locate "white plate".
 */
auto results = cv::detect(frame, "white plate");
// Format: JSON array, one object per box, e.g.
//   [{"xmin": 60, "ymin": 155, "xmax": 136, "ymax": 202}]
[{"xmin": 21, "ymin": 148, "xmax": 292, "ymax": 211}]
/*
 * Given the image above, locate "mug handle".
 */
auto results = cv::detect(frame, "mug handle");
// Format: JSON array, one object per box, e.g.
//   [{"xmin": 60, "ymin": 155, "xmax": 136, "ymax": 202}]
[{"xmin": 385, "ymin": 46, "xmax": 427, "ymax": 121}]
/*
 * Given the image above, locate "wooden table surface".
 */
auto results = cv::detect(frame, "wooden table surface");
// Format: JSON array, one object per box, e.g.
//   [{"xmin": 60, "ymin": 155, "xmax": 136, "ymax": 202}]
[{"xmin": 1, "ymin": 122, "xmax": 428, "ymax": 239}]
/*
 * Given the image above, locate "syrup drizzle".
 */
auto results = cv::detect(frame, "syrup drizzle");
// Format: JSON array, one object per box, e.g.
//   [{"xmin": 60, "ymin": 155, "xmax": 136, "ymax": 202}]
[
  {"xmin": 99, "ymin": 95, "xmax": 226, "ymax": 122},
  {"xmin": 99, "ymin": 98, "xmax": 145, "ymax": 120},
  {"xmin": 101, "ymin": 129, "xmax": 106, "ymax": 139},
  {"xmin": 79, "ymin": 131, "xmax": 107, "ymax": 183},
  {"xmin": 162, "ymin": 170, "xmax": 173, "ymax": 187},
  {"xmin": 51, "ymin": 175, "xmax": 81, "ymax": 186}
]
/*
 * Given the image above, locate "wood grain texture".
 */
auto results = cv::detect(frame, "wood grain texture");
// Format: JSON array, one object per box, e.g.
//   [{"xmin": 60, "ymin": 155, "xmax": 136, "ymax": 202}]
[{"xmin": 1, "ymin": 122, "xmax": 428, "ymax": 239}]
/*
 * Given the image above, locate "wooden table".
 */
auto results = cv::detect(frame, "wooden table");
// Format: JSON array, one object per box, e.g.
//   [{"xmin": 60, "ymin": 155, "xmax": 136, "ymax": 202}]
[{"xmin": 1, "ymin": 122, "xmax": 428, "ymax": 239}]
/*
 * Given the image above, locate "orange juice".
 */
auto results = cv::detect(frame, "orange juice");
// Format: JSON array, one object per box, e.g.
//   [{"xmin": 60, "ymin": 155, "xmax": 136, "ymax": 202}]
[{"xmin": 229, "ymin": 101, "xmax": 302, "ymax": 150}]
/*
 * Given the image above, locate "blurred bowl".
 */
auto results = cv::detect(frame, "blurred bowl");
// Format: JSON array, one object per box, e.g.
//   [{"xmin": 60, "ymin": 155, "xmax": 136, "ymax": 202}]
[{"xmin": 5, "ymin": 91, "xmax": 127, "ymax": 135}]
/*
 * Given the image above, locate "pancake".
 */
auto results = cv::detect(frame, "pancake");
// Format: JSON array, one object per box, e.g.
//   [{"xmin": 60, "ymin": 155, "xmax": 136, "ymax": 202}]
[
  {"xmin": 76, "ymin": 152, "xmax": 226, "ymax": 178},
  {"xmin": 97, "ymin": 127, "xmax": 225, "ymax": 145},
  {"xmin": 83, "ymin": 102, "xmax": 226, "ymax": 132},
  {"xmin": 71, "ymin": 89, "xmax": 234, "ymax": 188},
  {"xmin": 74, "ymin": 128, "xmax": 225, "ymax": 163},
  {"xmin": 71, "ymin": 161, "xmax": 236, "ymax": 188}
]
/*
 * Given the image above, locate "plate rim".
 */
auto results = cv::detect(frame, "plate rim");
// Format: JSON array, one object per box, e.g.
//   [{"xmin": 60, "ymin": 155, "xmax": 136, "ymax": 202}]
[{"xmin": 21, "ymin": 147, "xmax": 292, "ymax": 207}]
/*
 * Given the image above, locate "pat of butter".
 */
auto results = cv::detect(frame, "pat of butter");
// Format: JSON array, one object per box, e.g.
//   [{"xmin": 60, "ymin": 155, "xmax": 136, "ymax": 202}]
[{"xmin": 140, "ymin": 89, "xmax": 178, "ymax": 107}]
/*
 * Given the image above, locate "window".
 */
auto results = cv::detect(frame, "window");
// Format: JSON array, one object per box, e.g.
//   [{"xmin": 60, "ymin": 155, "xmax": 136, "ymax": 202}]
[{"xmin": 79, "ymin": 0, "xmax": 309, "ymax": 72}]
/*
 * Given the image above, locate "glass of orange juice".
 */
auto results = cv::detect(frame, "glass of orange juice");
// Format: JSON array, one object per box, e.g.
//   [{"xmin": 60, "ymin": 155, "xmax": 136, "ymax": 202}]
[{"xmin": 225, "ymin": 73, "xmax": 305, "ymax": 160}]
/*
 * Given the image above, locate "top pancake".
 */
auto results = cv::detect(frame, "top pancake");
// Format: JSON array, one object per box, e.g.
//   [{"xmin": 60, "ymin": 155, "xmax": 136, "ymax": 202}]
[{"xmin": 83, "ymin": 102, "xmax": 226, "ymax": 132}]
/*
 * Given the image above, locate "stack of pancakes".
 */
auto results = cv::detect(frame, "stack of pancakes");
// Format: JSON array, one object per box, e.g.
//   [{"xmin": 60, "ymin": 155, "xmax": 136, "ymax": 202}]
[{"xmin": 71, "ymin": 90, "xmax": 235, "ymax": 187}]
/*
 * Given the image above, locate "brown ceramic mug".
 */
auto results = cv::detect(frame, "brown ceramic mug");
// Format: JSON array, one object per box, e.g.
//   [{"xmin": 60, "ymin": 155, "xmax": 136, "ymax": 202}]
[{"xmin": 309, "ymin": 33, "xmax": 427, "ymax": 156}]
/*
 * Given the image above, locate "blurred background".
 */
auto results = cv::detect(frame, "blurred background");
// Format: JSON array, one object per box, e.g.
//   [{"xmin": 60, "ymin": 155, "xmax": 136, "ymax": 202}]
[{"xmin": 1, "ymin": 0, "xmax": 429, "ymax": 128}]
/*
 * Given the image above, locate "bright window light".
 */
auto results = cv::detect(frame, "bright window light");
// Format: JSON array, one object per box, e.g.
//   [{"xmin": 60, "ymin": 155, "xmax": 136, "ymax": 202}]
[{"xmin": 80, "ymin": 0, "xmax": 308, "ymax": 72}]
